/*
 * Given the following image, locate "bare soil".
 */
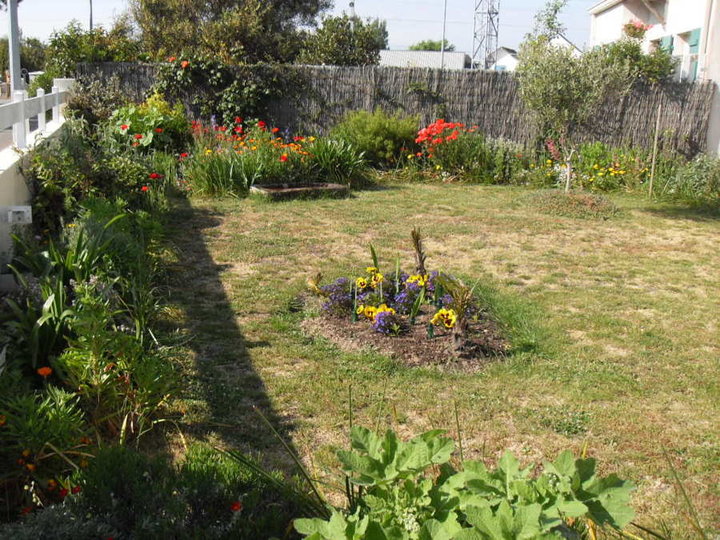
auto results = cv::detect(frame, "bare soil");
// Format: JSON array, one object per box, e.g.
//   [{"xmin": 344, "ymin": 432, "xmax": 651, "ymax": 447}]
[{"xmin": 302, "ymin": 305, "xmax": 509, "ymax": 372}]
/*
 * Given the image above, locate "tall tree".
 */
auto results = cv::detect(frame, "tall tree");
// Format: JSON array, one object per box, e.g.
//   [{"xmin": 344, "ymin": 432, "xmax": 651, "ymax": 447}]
[
  {"xmin": 516, "ymin": 0, "xmax": 634, "ymax": 192},
  {"xmin": 129, "ymin": 0, "xmax": 331, "ymax": 63},
  {"xmin": 409, "ymin": 39, "xmax": 455, "ymax": 52},
  {"xmin": 298, "ymin": 15, "xmax": 388, "ymax": 66}
]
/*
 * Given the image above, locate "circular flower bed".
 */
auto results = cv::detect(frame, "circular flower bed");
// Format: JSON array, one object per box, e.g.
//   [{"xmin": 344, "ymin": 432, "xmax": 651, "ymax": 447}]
[{"xmin": 303, "ymin": 230, "xmax": 508, "ymax": 369}]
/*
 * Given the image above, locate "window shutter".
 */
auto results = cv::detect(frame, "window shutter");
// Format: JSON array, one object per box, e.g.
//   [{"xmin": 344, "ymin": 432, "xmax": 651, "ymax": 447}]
[
  {"xmin": 660, "ymin": 35, "xmax": 674, "ymax": 53},
  {"xmin": 689, "ymin": 28, "xmax": 701, "ymax": 53}
]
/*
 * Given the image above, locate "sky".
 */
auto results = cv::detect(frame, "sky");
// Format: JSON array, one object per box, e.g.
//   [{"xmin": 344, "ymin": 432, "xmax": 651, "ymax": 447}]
[{"xmin": 0, "ymin": 0, "xmax": 598, "ymax": 52}]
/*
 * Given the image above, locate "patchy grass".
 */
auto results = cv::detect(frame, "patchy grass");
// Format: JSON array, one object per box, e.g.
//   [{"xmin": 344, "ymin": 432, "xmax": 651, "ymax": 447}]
[
  {"xmin": 163, "ymin": 184, "xmax": 720, "ymax": 536},
  {"xmin": 528, "ymin": 189, "xmax": 620, "ymax": 219}
]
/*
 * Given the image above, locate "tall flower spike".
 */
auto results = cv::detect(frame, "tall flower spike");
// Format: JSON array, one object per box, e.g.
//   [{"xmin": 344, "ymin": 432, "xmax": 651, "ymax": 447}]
[{"xmin": 411, "ymin": 228, "xmax": 427, "ymax": 276}]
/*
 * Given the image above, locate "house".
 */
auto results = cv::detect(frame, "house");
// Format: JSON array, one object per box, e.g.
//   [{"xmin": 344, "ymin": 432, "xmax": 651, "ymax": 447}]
[
  {"xmin": 489, "ymin": 47, "xmax": 518, "ymax": 71},
  {"xmin": 589, "ymin": 0, "xmax": 718, "ymax": 83},
  {"xmin": 589, "ymin": 0, "xmax": 720, "ymax": 154},
  {"xmin": 379, "ymin": 50, "xmax": 472, "ymax": 70}
]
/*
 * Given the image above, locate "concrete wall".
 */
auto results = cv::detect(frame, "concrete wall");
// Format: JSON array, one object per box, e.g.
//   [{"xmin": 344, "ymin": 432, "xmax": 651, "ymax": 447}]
[
  {"xmin": 0, "ymin": 120, "xmax": 66, "ymax": 272},
  {"xmin": 702, "ymin": 0, "xmax": 720, "ymax": 154}
]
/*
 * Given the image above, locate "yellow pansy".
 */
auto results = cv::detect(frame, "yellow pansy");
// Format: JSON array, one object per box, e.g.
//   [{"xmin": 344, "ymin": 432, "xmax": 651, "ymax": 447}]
[
  {"xmin": 431, "ymin": 308, "xmax": 457, "ymax": 329},
  {"xmin": 356, "ymin": 277, "xmax": 369, "ymax": 290}
]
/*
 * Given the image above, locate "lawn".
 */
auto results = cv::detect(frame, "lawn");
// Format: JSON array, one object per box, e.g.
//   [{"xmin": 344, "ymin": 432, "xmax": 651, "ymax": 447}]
[{"xmin": 163, "ymin": 184, "xmax": 720, "ymax": 534}]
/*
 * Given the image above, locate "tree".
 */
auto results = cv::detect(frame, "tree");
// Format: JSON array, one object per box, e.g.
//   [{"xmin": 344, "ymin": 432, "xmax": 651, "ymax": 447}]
[
  {"xmin": 409, "ymin": 39, "xmax": 455, "ymax": 52},
  {"xmin": 0, "ymin": 36, "xmax": 46, "ymax": 73},
  {"xmin": 129, "ymin": 0, "xmax": 331, "ymax": 63},
  {"xmin": 516, "ymin": 0, "xmax": 634, "ymax": 192},
  {"xmin": 298, "ymin": 15, "xmax": 388, "ymax": 66}
]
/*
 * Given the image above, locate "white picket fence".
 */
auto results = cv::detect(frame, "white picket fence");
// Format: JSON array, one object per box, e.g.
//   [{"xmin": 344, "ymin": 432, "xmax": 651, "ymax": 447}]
[{"xmin": 0, "ymin": 78, "xmax": 74, "ymax": 149}]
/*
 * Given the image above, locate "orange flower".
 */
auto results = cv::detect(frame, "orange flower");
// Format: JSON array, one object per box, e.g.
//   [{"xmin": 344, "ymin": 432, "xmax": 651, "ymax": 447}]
[
  {"xmin": 181, "ymin": 60, "xmax": 190, "ymax": 69},
  {"xmin": 279, "ymin": 154, "xmax": 288, "ymax": 162},
  {"xmin": 168, "ymin": 56, "xmax": 176, "ymax": 62},
  {"xmin": 37, "ymin": 367, "xmax": 52, "ymax": 378},
  {"xmin": 0, "ymin": 414, "xmax": 6, "ymax": 427},
  {"xmin": 141, "ymin": 186, "xmax": 149, "ymax": 192},
  {"xmin": 271, "ymin": 127, "xmax": 280, "ymax": 134}
]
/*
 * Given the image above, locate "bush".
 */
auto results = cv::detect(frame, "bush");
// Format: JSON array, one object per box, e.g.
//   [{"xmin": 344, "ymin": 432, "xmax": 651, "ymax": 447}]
[
  {"xmin": 331, "ymin": 109, "xmax": 419, "ymax": 168},
  {"xmin": 659, "ymin": 154, "xmax": 720, "ymax": 204},
  {"xmin": 66, "ymin": 75, "xmax": 131, "ymax": 125}
]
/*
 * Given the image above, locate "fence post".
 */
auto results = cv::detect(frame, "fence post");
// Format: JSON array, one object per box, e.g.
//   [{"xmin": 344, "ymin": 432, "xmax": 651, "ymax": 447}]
[
  {"xmin": 51, "ymin": 85, "xmax": 60, "ymax": 124},
  {"xmin": 12, "ymin": 89, "xmax": 26, "ymax": 149},
  {"xmin": 37, "ymin": 87, "xmax": 46, "ymax": 132}
]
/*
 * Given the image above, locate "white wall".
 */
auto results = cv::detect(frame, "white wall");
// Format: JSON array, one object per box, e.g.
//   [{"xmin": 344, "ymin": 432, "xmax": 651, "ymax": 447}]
[
  {"xmin": 590, "ymin": 3, "xmax": 628, "ymax": 46},
  {"xmin": 493, "ymin": 53, "xmax": 518, "ymax": 72},
  {"xmin": 702, "ymin": 0, "xmax": 720, "ymax": 154}
]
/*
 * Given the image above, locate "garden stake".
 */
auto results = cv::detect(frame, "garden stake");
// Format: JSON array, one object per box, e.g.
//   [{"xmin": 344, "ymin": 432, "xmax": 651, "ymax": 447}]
[
  {"xmin": 427, "ymin": 323, "xmax": 434, "ymax": 339},
  {"xmin": 649, "ymin": 102, "xmax": 662, "ymax": 198},
  {"xmin": 394, "ymin": 258, "xmax": 400, "ymax": 295},
  {"xmin": 351, "ymin": 282, "xmax": 358, "ymax": 322},
  {"xmin": 453, "ymin": 401, "xmax": 464, "ymax": 463}
]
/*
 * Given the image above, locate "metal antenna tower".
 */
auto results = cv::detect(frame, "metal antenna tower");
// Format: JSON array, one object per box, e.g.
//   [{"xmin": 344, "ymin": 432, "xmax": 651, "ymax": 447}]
[{"xmin": 472, "ymin": 0, "xmax": 500, "ymax": 69}]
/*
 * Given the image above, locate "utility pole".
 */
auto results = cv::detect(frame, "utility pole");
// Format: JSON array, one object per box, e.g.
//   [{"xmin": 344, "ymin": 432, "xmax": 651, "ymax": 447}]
[
  {"xmin": 8, "ymin": 0, "xmax": 22, "ymax": 91},
  {"xmin": 441, "ymin": 0, "xmax": 448, "ymax": 69},
  {"xmin": 89, "ymin": 0, "xmax": 94, "ymax": 30}
]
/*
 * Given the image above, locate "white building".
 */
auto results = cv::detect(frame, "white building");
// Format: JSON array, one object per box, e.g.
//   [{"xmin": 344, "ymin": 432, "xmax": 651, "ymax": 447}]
[
  {"xmin": 379, "ymin": 50, "xmax": 471, "ymax": 70},
  {"xmin": 490, "ymin": 47, "xmax": 518, "ymax": 71},
  {"xmin": 589, "ymin": 0, "xmax": 720, "ymax": 154}
]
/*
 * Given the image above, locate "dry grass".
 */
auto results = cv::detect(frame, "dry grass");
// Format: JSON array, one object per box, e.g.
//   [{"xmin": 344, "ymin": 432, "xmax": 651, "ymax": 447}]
[{"xmin": 163, "ymin": 184, "xmax": 720, "ymax": 536}]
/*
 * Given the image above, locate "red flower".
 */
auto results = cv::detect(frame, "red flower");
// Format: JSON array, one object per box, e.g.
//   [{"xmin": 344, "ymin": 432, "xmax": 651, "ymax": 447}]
[
  {"xmin": 219, "ymin": 126, "xmax": 227, "ymax": 132},
  {"xmin": 59, "ymin": 488, "xmax": 69, "ymax": 498},
  {"xmin": 149, "ymin": 172, "xmax": 163, "ymax": 180},
  {"xmin": 141, "ymin": 186, "xmax": 149, "ymax": 192},
  {"xmin": 20, "ymin": 506, "xmax": 33, "ymax": 515},
  {"xmin": 71, "ymin": 486, "xmax": 81, "ymax": 494},
  {"xmin": 155, "ymin": 127, "xmax": 164, "ymax": 133},
  {"xmin": 181, "ymin": 60, "xmax": 190, "ymax": 69},
  {"xmin": 132, "ymin": 142, "xmax": 140, "ymax": 147},
  {"xmin": 120, "ymin": 124, "xmax": 129, "ymax": 131},
  {"xmin": 293, "ymin": 136, "xmax": 304, "ymax": 142},
  {"xmin": 271, "ymin": 127, "xmax": 280, "ymax": 134},
  {"xmin": 233, "ymin": 126, "xmax": 243, "ymax": 134},
  {"xmin": 179, "ymin": 152, "xmax": 189, "ymax": 160},
  {"xmin": 257, "ymin": 120, "xmax": 266, "ymax": 129},
  {"xmin": 230, "ymin": 501, "xmax": 243, "ymax": 512},
  {"xmin": 37, "ymin": 367, "xmax": 52, "ymax": 378},
  {"xmin": 134, "ymin": 134, "xmax": 143, "ymax": 140},
  {"xmin": 168, "ymin": 56, "xmax": 176, "ymax": 62},
  {"xmin": 279, "ymin": 154, "xmax": 288, "ymax": 162},
  {"xmin": 234, "ymin": 116, "xmax": 243, "ymax": 124}
]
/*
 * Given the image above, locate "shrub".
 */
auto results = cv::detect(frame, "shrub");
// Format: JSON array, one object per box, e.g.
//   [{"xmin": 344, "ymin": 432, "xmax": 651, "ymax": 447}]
[
  {"xmin": 295, "ymin": 426, "xmax": 635, "ymax": 539},
  {"xmin": 331, "ymin": 109, "xmax": 419, "ymax": 168},
  {"xmin": 66, "ymin": 75, "xmax": 131, "ymax": 125},
  {"xmin": 659, "ymin": 154, "xmax": 720, "ymax": 204}
]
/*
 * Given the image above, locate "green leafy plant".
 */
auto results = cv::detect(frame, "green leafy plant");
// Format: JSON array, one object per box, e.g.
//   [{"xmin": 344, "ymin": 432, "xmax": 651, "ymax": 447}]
[
  {"xmin": 108, "ymin": 92, "xmax": 191, "ymax": 153},
  {"xmin": 331, "ymin": 109, "xmax": 419, "ymax": 168},
  {"xmin": 296, "ymin": 426, "xmax": 636, "ymax": 539}
]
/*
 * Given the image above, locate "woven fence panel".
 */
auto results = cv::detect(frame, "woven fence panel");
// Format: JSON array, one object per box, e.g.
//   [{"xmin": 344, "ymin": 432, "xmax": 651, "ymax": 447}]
[{"xmin": 77, "ymin": 62, "xmax": 716, "ymax": 155}]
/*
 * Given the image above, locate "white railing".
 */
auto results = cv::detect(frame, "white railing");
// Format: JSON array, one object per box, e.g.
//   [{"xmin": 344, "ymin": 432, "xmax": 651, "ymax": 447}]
[{"xmin": 0, "ymin": 78, "xmax": 74, "ymax": 150}]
